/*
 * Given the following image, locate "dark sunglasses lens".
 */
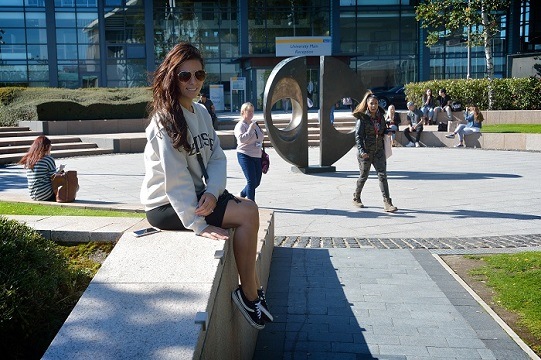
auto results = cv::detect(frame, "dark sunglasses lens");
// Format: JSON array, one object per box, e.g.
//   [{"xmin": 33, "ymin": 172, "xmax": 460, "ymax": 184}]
[
  {"xmin": 178, "ymin": 71, "xmax": 191, "ymax": 82},
  {"xmin": 195, "ymin": 70, "xmax": 206, "ymax": 81},
  {"xmin": 178, "ymin": 70, "xmax": 206, "ymax": 82}
]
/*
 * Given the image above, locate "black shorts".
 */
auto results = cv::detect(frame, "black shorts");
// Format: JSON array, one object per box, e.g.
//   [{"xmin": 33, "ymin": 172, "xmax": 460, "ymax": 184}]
[{"xmin": 145, "ymin": 189, "xmax": 240, "ymax": 231}]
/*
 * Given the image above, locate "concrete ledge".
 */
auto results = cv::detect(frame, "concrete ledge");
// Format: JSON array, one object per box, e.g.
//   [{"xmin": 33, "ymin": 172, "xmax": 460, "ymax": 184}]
[
  {"xmin": 395, "ymin": 130, "xmax": 541, "ymax": 151},
  {"xmin": 484, "ymin": 110, "xmax": 541, "ymax": 125},
  {"xmin": 77, "ymin": 131, "xmax": 237, "ymax": 153},
  {"xmin": 19, "ymin": 119, "xmax": 149, "ymax": 135},
  {"xmin": 6, "ymin": 215, "xmax": 143, "ymax": 242},
  {"xmin": 42, "ymin": 210, "xmax": 274, "ymax": 360}
]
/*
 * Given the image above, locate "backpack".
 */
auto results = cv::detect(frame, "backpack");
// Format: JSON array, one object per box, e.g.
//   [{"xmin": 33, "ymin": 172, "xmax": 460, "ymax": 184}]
[
  {"xmin": 451, "ymin": 101, "xmax": 463, "ymax": 112},
  {"xmin": 438, "ymin": 122, "xmax": 447, "ymax": 132},
  {"xmin": 52, "ymin": 170, "xmax": 79, "ymax": 202}
]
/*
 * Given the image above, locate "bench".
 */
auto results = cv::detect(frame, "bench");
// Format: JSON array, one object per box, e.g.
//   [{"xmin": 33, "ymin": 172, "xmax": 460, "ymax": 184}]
[{"xmin": 42, "ymin": 210, "xmax": 274, "ymax": 360}]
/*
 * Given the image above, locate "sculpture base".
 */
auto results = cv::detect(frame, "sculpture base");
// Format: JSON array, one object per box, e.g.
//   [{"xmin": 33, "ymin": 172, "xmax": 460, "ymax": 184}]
[{"xmin": 293, "ymin": 165, "xmax": 336, "ymax": 174}]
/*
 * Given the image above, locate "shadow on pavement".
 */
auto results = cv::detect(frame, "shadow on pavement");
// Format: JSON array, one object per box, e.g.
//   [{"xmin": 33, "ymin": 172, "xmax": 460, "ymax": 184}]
[
  {"xmin": 311, "ymin": 170, "xmax": 522, "ymax": 181},
  {"xmin": 254, "ymin": 248, "xmax": 380, "ymax": 359},
  {"xmin": 263, "ymin": 206, "xmax": 541, "ymax": 221}
]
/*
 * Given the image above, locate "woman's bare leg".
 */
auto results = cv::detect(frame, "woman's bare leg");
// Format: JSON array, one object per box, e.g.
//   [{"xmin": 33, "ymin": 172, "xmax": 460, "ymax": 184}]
[{"xmin": 222, "ymin": 197, "xmax": 260, "ymax": 301}]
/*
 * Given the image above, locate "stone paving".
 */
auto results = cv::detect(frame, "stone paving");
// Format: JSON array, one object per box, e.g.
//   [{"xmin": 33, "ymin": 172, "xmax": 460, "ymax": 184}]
[
  {"xmin": 2, "ymin": 141, "xmax": 541, "ymax": 359},
  {"xmin": 275, "ymin": 234, "xmax": 541, "ymax": 251}
]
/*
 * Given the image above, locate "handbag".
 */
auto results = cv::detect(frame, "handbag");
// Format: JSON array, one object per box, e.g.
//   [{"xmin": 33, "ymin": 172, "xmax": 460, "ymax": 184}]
[
  {"xmin": 255, "ymin": 122, "xmax": 270, "ymax": 174},
  {"xmin": 383, "ymin": 134, "xmax": 392, "ymax": 160},
  {"xmin": 451, "ymin": 101, "xmax": 463, "ymax": 112},
  {"xmin": 261, "ymin": 148, "xmax": 270, "ymax": 174},
  {"xmin": 51, "ymin": 170, "xmax": 78, "ymax": 203}
]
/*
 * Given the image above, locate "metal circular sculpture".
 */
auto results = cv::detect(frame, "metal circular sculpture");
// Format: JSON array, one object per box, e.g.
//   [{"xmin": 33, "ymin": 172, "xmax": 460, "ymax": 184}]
[{"xmin": 263, "ymin": 56, "xmax": 367, "ymax": 172}]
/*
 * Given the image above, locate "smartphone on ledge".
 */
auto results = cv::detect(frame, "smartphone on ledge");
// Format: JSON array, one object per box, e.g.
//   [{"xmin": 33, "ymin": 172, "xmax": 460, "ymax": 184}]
[{"xmin": 133, "ymin": 227, "xmax": 160, "ymax": 237}]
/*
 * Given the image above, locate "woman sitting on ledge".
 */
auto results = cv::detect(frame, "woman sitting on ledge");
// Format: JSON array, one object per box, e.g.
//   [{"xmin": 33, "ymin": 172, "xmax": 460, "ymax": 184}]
[
  {"xmin": 140, "ymin": 42, "xmax": 272, "ymax": 330},
  {"xmin": 446, "ymin": 105, "xmax": 484, "ymax": 147}
]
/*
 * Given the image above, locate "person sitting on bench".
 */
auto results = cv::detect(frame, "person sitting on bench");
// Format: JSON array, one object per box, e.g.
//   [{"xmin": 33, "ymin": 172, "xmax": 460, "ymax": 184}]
[
  {"xmin": 446, "ymin": 105, "xmax": 484, "ymax": 147},
  {"xmin": 404, "ymin": 101, "xmax": 424, "ymax": 147}
]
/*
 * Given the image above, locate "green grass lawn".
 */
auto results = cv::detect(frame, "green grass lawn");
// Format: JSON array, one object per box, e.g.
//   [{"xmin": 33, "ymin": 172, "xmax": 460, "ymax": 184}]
[
  {"xmin": 468, "ymin": 251, "xmax": 541, "ymax": 354},
  {"xmin": 0, "ymin": 201, "xmax": 144, "ymax": 217},
  {"xmin": 481, "ymin": 124, "xmax": 541, "ymax": 133}
]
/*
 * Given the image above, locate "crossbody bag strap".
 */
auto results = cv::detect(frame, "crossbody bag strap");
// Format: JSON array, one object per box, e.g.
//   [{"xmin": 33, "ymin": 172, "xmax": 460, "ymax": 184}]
[
  {"xmin": 186, "ymin": 122, "xmax": 209, "ymax": 182},
  {"xmin": 255, "ymin": 122, "xmax": 265, "ymax": 150}
]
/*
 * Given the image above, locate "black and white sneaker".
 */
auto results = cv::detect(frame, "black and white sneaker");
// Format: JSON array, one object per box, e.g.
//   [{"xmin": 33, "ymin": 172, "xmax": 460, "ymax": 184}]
[
  {"xmin": 231, "ymin": 287, "xmax": 265, "ymax": 330},
  {"xmin": 257, "ymin": 287, "xmax": 274, "ymax": 322}
]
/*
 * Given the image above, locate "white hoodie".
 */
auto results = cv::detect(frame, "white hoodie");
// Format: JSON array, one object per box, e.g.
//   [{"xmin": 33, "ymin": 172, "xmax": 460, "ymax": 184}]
[{"xmin": 140, "ymin": 102, "xmax": 227, "ymax": 234}]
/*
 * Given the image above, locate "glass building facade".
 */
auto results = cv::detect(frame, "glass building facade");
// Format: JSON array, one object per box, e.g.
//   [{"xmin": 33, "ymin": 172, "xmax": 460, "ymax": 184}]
[{"xmin": 0, "ymin": 0, "xmax": 538, "ymax": 110}]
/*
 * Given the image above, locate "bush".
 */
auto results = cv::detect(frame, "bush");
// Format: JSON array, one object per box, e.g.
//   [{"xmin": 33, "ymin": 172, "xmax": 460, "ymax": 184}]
[
  {"xmin": 0, "ymin": 216, "xmax": 90, "ymax": 359},
  {"xmin": 36, "ymin": 101, "xmax": 149, "ymax": 120},
  {"xmin": 405, "ymin": 77, "xmax": 541, "ymax": 110},
  {"xmin": 0, "ymin": 87, "xmax": 152, "ymax": 126}
]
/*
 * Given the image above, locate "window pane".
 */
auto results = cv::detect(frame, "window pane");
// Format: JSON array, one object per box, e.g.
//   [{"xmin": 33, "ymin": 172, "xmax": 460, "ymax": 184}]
[
  {"xmin": 26, "ymin": 28, "xmax": 47, "ymax": 43},
  {"xmin": 28, "ymin": 64, "xmax": 48, "ymax": 81},
  {"xmin": 57, "ymin": 44, "xmax": 78, "ymax": 59},
  {"xmin": 79, "ymin": 44, "xmax": 100, "ymax": 60},
  {"xmin": 76, "ymin": 0, "xmax": 98, "ymax": 7},
  {"xmin": 26, "ymin": 0, "xmax": 46, "ymax": 6},
  {"xmin": 58, "ymin": 63, "xmax": 79, "ymax": 81},
  {"xmin": 56, "ymin": 12, "xmax": 77, "ymax": 27},
  {"xmin": 77, "ymin": 28, "xmax": 99, "ymax": 44},
  {"xmin": 57, "ymin": 28, "xmax": 78, "ymax": 43},
  {"xmin": 55, "ymin": 0, "xmax": 75, "ymax": 7},
  {"xmin": 1, "ymin": 29, "xmax": 26, "ymax": 44},
  {"xmin": 0, "ymin": 64, "xmax": 27, "ymax": 82},
  {"xmin": 26, "ymin": 12, "xmax": 47, "ymax": 27},
  {"xmin": 77, "ymin": 12, "xmax": 99, "ymax": 28},
  {"xmin": 0, "ymin": 45, "xmax": 28, "ymax": 60},
  {"xmin": 1, "ymin": 0, "xmax": 24, "ymax": 6},
  {"xmin": 126, "ymin": 44, "xmax": 145, "ymax": 58},
  {"xmin": 0, "ymin": 12, "xmax": 25, "ymax": 27},
  {"xmin": 27, "ymin": 44, "xmax": 48, "ymax": 61}
]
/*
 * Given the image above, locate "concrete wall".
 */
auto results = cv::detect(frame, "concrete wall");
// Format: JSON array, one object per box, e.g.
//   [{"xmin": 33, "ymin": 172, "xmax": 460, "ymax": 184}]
[
  {"xmin": 43, "ymin": 210, "xmax": 275, "ymax": 360},
  {"xmin": 19, "ymin": 118, "xmax": 149, "ymax": 135},
  {"xmin": 483, "ymin": 110, "xmax": 541, "ymax": 125}
]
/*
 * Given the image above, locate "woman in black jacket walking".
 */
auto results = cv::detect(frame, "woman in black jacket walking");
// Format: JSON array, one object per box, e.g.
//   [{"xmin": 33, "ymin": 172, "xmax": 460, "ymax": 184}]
[{"xmin": 352, "ymin": 91, "xmax": 397, "ymax": 212}]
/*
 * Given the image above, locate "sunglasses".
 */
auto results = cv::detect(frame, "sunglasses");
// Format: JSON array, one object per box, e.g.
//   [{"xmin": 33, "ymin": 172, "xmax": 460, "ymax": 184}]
[{"xmin": 177, "ymin": 70, "xmax": 206, "ymax": 82}]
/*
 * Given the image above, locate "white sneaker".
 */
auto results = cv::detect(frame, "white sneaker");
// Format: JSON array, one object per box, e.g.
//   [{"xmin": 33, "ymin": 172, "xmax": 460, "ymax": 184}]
[
  {"xmin": 415, "ymin": 142, "xmax": 420, "ymax": 147},
  {"xmin": 406, "ymin": 142, "xmax": 415, "ymax": 147}
]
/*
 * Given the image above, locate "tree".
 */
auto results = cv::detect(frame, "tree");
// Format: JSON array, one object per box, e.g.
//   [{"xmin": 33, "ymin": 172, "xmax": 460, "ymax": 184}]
[{"xmin": 416, "ymin": 0, "xmax": 510, "ymax": 108}]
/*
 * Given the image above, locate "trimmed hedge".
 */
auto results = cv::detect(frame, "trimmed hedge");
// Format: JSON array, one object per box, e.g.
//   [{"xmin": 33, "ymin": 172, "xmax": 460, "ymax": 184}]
[
  {"xmin": 0, "ymin": 87, "xmax": 152, "ymax": 126},
  {"xmin": 0, "ymin": 216, "xmax": 89, "ymax": 359},
  {"xmin": 36, "ymin": 101, "xmax": 149, "ymax": 120},
  {"xmin": 405, "ymin": 77, "xmax": 541, "ymax": 111}
]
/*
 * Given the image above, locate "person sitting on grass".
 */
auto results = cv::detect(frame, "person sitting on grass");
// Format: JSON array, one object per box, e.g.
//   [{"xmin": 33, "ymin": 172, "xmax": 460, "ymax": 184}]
[
  {"xmin": 18, "ymin": 135, "xmax": 63, "ymax": 201},
  {"xmin": 445, "ymin": 105, "xmax": 484, "ymax": 148}
]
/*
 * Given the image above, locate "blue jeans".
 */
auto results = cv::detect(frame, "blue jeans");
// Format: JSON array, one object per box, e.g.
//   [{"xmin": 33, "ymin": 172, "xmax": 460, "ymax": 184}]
[{"xmin": 237, "ymin": 152, "xmax": 262, "ymax": 201}]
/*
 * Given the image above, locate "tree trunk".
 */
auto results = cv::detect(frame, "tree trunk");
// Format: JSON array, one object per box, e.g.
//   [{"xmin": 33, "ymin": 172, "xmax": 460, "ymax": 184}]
[{"xmin": 482, "ymin": 5, "xmax": 494, "ymax": 109}]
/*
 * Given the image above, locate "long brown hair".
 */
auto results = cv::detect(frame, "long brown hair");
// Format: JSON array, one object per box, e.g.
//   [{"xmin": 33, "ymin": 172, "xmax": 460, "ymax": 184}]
[
  {"xmin": 19, "ymin": 135, "xmax": 52, "ymax": 170},
  {"xmin": 149, "ymin": 42, "xmax": 205, "ymax": 151},
  {"xmin": 353, "ymin": 91, "xmax": 377, "ymax": 118},
  {"xmin": 470, "ymin": 105, "xmax": 484, "ymax": 123}
]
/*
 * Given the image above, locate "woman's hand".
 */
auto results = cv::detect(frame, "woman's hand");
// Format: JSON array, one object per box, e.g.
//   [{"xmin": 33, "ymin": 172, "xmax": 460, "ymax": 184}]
[
  {"xmin": 199, "ymin": 225, "xmax": 229, "ymax": 240},
  {"xmin": 195, "ymin": 192, "xmax": 217, "ymax": 217}
]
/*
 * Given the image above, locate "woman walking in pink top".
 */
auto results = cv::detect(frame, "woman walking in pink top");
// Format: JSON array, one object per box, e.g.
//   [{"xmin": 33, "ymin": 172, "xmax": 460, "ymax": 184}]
[{"xmin": 234, "ymin": 102, "xmax": 264, "ymax": 202}]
